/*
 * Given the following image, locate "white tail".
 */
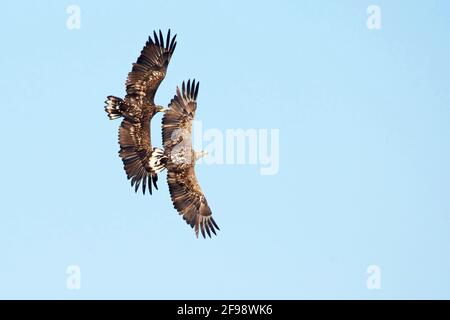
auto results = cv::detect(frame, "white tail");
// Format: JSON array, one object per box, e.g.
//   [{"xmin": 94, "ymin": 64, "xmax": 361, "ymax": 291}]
[{"xmin": 104, "ymin": 96, "xmax": 123, "ymax": 120}]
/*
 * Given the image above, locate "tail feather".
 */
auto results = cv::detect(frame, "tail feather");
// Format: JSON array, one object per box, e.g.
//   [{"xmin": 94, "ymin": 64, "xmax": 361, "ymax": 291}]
[
  {"xmin": 149, "ymin": 147, "xmax": 166, "ymax": 174},
  {"xmin": 105, "ymin": 96, "xmax": 124, "ymax": 120}
]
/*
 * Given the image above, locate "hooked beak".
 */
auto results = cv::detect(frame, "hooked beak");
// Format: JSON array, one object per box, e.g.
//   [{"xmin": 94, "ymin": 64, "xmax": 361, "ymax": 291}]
[{"xmin": 156, "ymin": 106, "xmax": 168, "ymax": 113}]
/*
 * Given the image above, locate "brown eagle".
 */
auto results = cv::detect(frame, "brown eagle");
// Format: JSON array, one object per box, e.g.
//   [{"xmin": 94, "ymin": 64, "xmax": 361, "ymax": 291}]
[
  {"xmin": 104, "ymin": 30, "xmax": 176, "ymax": 194},
  {"xmin": 162, "ymin": 79, "xmax": 220, "ymax": 238},
  {"xmin": 105, "ymin": 31, "xmax": 219, "ymax": 238}
]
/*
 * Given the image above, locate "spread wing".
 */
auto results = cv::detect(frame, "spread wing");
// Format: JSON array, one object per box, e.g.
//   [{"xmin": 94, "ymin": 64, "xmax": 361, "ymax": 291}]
[
  {"xmin": 125, "ymin": 30, "xmax": 177, "ymax": 105},
  {"xmin": 162, "ymin": 80, "xmax": 220, "ymax": 238},
  {"xmin": 166, "ymin": 169, "xmax": 219, "ymax": 238},
  {"xmin": 118, "ymin": 115, "xmax": 163, "ymax": 195}
]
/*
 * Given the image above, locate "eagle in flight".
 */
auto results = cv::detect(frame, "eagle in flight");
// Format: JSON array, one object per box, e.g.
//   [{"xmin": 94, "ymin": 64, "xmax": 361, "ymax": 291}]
[{"xmin": 104, "ymin": 30, "xmax": 219, "ymax": 238}]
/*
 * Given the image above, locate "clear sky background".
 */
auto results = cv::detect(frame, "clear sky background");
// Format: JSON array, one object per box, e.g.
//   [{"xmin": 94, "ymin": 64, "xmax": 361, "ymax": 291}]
[{"xmin": 0, "ymin": 0, "xmax": 449, "ymax": 299}]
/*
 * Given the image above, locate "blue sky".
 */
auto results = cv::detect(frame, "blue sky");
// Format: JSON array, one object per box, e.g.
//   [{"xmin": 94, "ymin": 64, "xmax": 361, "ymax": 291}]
[{"xmin": 0, "ymin": 0, "xmax": 449, "ymax": 299}]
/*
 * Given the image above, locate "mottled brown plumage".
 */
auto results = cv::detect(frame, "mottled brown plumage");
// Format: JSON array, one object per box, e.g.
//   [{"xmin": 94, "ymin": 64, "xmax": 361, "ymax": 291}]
[
  {"xmin": 125, "ymin": 29, "xmax": 177, "ymax": 105},
  {"xmin": 106, "ymin": 33, "xmax": 219, "ymax": 238},
  {"xmin": 162, "ymin": 80, "xmax": 220, "ymax": 238},
  {"xmin": 105, "ymin": 30, "xmax": 176, "ymax": 194}
]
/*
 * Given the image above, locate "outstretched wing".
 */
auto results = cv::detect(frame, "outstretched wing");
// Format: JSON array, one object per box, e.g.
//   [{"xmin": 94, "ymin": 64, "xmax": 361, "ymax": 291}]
[
  {"xmin": 125, "ymin": 30, "xmax": 177, "ymax": 104},
  {"xmin": 167, "ymin": 169, "xmax": 219, "ymax": 238},
  {"xmin": 118, "ymin": 117, "xmax": 163, "ymax": 195},
  {"xmin": 162, "ymin": 80, "xmax": 220, "ymax": 238},
  {"xmin": 162, "ymin": 79, "xmax": 199, "ymax": 149}
]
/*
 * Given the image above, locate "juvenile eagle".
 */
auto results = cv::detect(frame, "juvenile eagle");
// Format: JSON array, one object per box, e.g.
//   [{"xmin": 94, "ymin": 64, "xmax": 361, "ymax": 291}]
[
  {"xmin": 105, "ymin": 32, "xmax": 219, "ymax": 238},
  {"xmin": 162, "ymin": 80, "xmax": 220, "ymax": 238},
  {"xmin": 105, "ymin": 30, "xmax": 177, "ymax": 194}
]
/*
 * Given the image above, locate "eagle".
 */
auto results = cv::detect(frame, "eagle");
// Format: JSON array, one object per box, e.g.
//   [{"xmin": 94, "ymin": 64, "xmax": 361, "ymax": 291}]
[
  {"xmin": 104, "ymin": 30, "xmax": 177, "ymax": 194},
  {"xmin": 162, "ymin": 79, "xmax": 220, "ymax": 238},
  {"xmin": 105, "ymin": 31, "xmax": 219, "ymax": 238}
]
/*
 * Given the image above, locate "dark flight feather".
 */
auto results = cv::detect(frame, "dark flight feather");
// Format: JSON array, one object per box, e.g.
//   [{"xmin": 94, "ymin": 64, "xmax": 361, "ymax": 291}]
[{"xmin": 125, "ymin": 29, "xmax": 177, "ymax": 105}]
